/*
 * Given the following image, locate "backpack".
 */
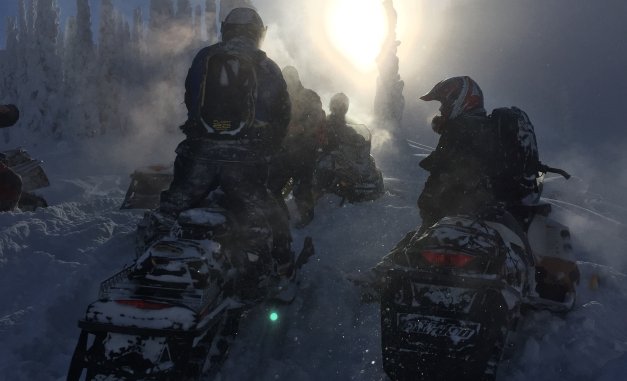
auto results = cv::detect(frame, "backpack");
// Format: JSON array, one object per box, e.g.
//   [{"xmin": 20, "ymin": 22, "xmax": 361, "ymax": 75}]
[
  {"xmin": 490, "ymin": 107, "xmax": 541, "ymax": 202},
  {"xmin": 198, "ymin": 49, "xmax": 257, "ymax": 138}
]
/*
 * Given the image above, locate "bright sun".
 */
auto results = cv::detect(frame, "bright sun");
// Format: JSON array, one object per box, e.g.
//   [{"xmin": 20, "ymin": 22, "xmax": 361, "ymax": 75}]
[{"xmin": 325, "ymin": 0, "xmax": 388, "ymax": 72}]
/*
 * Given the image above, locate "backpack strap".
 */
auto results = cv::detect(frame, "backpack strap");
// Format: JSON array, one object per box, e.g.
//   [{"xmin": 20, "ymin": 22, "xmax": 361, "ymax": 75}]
[{"xmin": 538, "ymin": 163, "xmax": 571, "ymax": 179}]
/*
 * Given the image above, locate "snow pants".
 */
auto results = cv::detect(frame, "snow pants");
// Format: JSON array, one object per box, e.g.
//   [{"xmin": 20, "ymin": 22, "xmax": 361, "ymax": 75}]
[{"xmin": 159, "ymin": 142, "xmax": 293, "ymax": 269}]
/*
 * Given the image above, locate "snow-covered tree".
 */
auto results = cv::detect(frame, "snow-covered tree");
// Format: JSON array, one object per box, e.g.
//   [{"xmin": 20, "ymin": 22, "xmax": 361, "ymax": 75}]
[
  {"xmin": 2, "ymin": 17, "xmax": 19, "ymax": 102},
  {"xmin": 61, "ymin": 0, "xmax": 98, "ymax": 137},
  {"xmin": 193, "ymin": 5, "xmax": 203, "ymax": 46},
  {"xmin": 26, "ymin": 0, "xmax": 63, "ymax": 137},
  {"xmin": 176, "ymin": 0, "xmax": 192, "ymax": 23},
  {"xmin": 206, "ymin": 0, "xmax": 218, "ymax": 44},
  {"xmin": 374, "ymin": 0, "xmax": 405, "ymax": 145},
  {"xmin": 149, "ymin": 0, "xmax": 175, "ymax": 32}
]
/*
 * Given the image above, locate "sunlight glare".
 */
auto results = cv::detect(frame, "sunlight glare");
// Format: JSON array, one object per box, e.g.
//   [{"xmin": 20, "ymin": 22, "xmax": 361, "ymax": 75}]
[{"xmin": 325, "ymin": 0, "xmax": 388, "ymax": 72}]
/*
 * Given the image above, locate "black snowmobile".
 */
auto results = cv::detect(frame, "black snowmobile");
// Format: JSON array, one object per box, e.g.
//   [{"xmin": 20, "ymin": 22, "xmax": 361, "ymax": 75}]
[
  {"xmin": 1, "ymin": 148, "xmax": 49, "ymax": 211},
  {"xmin": 67, "ymin": 195, "xmax": 314, "ymax": 381},
  {"xmin": 314, "ymin": 123, "xmax": 384, "ymax": 203},
  {"xmin": 377, "ymin": 176, "xmax": 579, "ymax": 381}
]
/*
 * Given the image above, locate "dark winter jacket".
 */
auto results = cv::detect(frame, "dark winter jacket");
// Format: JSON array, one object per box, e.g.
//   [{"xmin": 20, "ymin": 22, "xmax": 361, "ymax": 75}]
[
  {"xmin": 183, "ymin": 36, "xmax": 291, "ymax": 157},
  {"xmin": 419, "ymin": 112, "xmax": 500, "ymax": 181},
  {"xmin": 417, "ymin": 112, "xmax": 503, "ymax": 226},
  {"xmin": 282, "ymin": 88, "xmax": 325, "ymax": 160}
]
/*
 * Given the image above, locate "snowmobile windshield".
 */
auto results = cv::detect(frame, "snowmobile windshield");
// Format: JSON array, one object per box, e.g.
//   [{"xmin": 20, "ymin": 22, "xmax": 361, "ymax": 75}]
[{"xmin": 346, "ymin": 123, "xmax": 372, "ymax": 143}]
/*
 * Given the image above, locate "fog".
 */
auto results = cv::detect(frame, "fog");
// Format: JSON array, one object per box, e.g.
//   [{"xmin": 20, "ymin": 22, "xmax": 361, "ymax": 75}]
[
  {"xmin": 244, "ymin": 0, "xmax": 627, "ymax": 268},
  {"xmin": 30, "ymin": 0, "xmax": 625, "ymax": 192},
  {"xmin": 2, "ymin": 0, "xmax": 625, "ymax": 265},
  {"xmin": 247, "ymin": 0, "xmax": 627, "ymax": 194}
]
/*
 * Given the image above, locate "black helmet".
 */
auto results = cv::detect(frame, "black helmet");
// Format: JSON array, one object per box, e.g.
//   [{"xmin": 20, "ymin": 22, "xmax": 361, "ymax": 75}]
[
  {"xmin": 329, "ymin": 93, "xmax": 349, "ymax": 117},
  {"xmin": 221, "ymin": 8, "xmax": 267, "ymax": 45},
  {"xmin": 420, "ymin": 76, "xmax": 484, "ymax": 120}
]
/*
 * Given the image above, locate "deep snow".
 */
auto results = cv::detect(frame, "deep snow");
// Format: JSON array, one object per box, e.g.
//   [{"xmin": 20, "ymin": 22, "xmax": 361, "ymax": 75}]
[{"xmin": 1, "ymin": 138, "xmax": 627, "ymax": 381}]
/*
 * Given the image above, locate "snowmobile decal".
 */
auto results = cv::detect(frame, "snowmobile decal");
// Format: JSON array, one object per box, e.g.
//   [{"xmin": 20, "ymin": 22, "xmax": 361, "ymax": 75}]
[{"xmin": 398, "ymin": 313, "xmax": 480, "ymax": 342}]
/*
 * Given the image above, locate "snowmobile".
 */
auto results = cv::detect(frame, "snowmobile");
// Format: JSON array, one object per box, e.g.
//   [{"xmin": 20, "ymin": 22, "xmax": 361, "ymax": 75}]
[
  {"xmin": 377, "ymin": 175, "xmax": 579, "ymax": 381},
  {"xmin": 314, "ymin": 123, "xmax": 384, "ymax": 203},
  {"xmin": 1, "ymin": 148, "xmax": 49, "ymax": 211},
  {"xmin": 120, "ymin": 164, "xmax": 173, "ymax": 210},
  {"xmin": 67, "ymin": 194, "xmax": 314, "ymax": 381}
]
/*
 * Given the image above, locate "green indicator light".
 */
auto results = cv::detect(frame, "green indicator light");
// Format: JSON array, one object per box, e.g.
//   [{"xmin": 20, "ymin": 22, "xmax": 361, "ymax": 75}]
[{"xmin": 269, "ymin": 312, "xmax": 279, "ymax": 322}]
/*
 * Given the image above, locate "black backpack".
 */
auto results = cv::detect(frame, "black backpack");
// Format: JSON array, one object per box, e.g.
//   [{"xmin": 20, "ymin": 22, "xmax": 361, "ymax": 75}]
[
  {"xmin": 490, "ymin": 107, "xmax": 541, "ymax": 201},
  {"xmin": 198, "ymin": 49, "xmax": 257, "ymax": 138}
]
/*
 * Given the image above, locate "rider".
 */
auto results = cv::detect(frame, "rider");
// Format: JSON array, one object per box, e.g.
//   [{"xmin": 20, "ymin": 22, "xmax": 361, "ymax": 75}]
[
  {"xmin": 0, "ymin": 104, "xmax": 22, "ymax": 212},
  {"xmin": 268, "ymin": 66, "xmax": 325, "ymax": 228},
  {"xmin": 315, "ymin": 93, "xmax": 368, "ymax": 192},
  {"xmin": 323, "ymin": 93, "xmax": 365, "ymax": 153},
  {"xmin": 157, "ymin": 8, "xmax": 293, "ymax": 284},
  {"xmin": 416, "ymin": 76, "xmax": 542, "ymax": 231}
]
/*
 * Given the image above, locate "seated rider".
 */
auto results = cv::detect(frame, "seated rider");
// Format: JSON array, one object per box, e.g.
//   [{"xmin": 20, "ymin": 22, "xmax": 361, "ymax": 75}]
[
  {"xmin": 156, "ymin": 8, "xmax": 293, "ymax": 284},
  {"xmin": 268, "ymin": 66, "xmax": 326, "ymax": 228},
  {"xmin": 416, "ymin": 76, "xmax": 540, "ymax": 231}
]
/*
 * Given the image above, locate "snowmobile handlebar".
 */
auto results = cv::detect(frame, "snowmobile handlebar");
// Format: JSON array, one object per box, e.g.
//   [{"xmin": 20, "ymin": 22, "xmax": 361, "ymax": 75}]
[{"xmin": 539, "ymin": 163, "xmax": 571, "ymax": 180}]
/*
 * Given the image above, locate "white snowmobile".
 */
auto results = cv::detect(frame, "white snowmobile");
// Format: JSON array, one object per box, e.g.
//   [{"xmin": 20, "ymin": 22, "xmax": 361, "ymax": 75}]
[
  {"xmin": 376, "ymin": 173, "xmax": 579, "ymax": 381},
  {"xmin": 314, "ymin": 123, "xmax": 384, "ymax": 203},
  {"xmin": 67, "ymin": 194, "xmax": 314, "ymax": 380}
]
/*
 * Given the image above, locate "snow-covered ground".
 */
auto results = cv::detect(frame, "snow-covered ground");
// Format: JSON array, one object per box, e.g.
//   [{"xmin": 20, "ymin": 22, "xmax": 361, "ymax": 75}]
[{"xmin": 1, "ymin": 140, "xmax": 626, "ymax": 381}]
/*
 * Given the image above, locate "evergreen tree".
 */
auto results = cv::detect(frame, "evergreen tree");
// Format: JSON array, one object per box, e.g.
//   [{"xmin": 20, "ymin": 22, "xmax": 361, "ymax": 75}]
[
  {"xmin": 29, "ymin": 0, "xmax": 62, "ymax": 137},
  {"xmin": 96, "ymin": 0, "xmax": 117, "ymax": 135},
  {"xmin": 2, "ymin": 17, "xmax": 19, "ymax": 102},
  {"xmin": 205, "ymin": 0, "xmax": 218, "ymax": 44},
  {"xmin": 219, "ymin": 0, "xmax": 255, "ymax": 25},
  {"xmin": 129, "ymin": 7, "xmax": 146, "ymax": 83},
  {"xmin": 62, "ymin": 0, "xmax": 98, "ymax": 137},
  {"xmin": 193, "ymin": 5, "xmax": 202, "ymax": 46},
  {"xmin": 149, "ymin": 0, "xmax": 175, "ymax": 32},
  {"xmin": 1, "ymin": 17, "xmax": 19, "ymax": 143},
  {"xmin": 374, "ymin": 0, "xmax": 405, "ymax": 145},
  {"xmin": 176, "ymin": 0, "xmax": 192, "ymax": 22}
]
